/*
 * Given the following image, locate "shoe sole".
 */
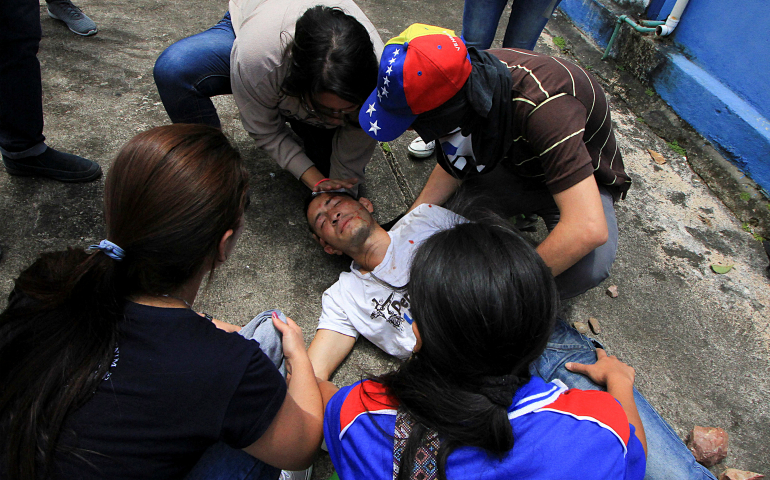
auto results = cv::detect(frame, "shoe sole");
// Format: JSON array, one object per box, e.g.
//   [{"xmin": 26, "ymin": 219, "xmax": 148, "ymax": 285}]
[
  {"xmin": 47, "ymin": 9, "xmax": 98, "ymax": 36},
  {"xmin": 4, "ymin": 165, "xmax": 102, "ymax": 183},
  {"xmin": 407, "ymin": 147, "xmax": 434, "ymax": 159}
]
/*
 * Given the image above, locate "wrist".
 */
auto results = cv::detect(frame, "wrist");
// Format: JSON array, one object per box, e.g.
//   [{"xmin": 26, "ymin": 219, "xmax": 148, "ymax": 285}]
[
  {"xmin": 606, "ymin": 375, "xmax": 634, "ymax": 391},
  {"xmin": 314, "ymin": 178, "xmax": 330, "ymax": 188}
]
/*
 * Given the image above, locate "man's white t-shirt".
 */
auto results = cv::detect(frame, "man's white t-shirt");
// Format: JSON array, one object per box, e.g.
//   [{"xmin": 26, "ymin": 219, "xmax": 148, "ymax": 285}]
[{"xmin": 317, "ymin": 204, "xmax": 463, "ymax": 360}]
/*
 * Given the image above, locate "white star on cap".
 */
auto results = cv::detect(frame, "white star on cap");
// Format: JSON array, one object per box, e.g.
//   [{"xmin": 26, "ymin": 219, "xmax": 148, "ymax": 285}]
[
  {"xmin": 380, "ymin": 86, "xmax": 389, "ymax": 98},
  {"xmin": 368, "ymin": 120, "xmax": 381, "ymax": 135},
  {"xmin": 366, "ymin": 103, "xmax": 376, "ymax": 116},
  {"xmin": 386, "ymin": 65, "xmax": 393, "ymax": 75},
  {"xmin": 382, "ymin": 77, "xmax": 390, "ymax": 86},
  {"xmin": 393, "ymin": 48, "xmax": 400, "ymax": 55},
  {"xmin": 389, "ymin": 57, "xmax": 396, "ymax": 64},
  {"xmin": 377, "ymin": 90, "xmax": 382, "ymax": 101}
]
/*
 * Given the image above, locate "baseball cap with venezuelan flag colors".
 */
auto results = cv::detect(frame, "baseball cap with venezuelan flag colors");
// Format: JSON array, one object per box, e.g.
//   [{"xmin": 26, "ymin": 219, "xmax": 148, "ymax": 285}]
[{"xmin": 358, "ymin": 24, "xmax": 472, "ymax": 142}]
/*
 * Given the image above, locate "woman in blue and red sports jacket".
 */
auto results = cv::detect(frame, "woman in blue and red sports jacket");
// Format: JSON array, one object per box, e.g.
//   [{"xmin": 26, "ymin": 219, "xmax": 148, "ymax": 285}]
[{"xmin": 322, "ymin": 218, "xmax": 646, "ymax": 480}]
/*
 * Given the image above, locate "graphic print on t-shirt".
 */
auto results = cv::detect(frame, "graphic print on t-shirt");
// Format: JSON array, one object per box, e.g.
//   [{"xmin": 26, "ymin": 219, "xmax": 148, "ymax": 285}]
[{"xmin": 370, "ymin": 291, "xmax": 412, "ymax": 331}]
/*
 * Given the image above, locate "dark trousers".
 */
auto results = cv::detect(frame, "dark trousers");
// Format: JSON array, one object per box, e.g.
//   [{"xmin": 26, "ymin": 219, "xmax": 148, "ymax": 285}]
[{"xmin": 0, "ymin": 0, "xmax": 47, "ymax": 157}]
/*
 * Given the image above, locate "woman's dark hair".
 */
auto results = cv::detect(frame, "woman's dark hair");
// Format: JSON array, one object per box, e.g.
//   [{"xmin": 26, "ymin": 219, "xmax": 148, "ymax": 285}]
[
  {"xmin": 378, "ymin": 219, "xmax": 559, "ymax": 480},
  {"xmin": 0, "ymin": 124, "xmax": 249, "ymax": 480},
  {"xmin": 281, "ymin": 6, "xmax": 378, "ymax": 105}
]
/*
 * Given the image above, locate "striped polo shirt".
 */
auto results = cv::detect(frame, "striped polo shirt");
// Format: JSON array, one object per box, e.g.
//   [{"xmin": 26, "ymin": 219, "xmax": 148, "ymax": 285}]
[{"xmin": 495, "ymin": 48, "xmax": 631, "ymax": 199}]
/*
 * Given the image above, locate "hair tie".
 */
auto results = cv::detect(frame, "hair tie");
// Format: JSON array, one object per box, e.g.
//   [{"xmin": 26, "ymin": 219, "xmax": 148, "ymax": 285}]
[
  {"xmin": 89, "ymin": 239, "xmax": 125, "ymax": 261},
  {"xmin": 478, "ymin": 374, "xmax": 525, "ymax": 407}
]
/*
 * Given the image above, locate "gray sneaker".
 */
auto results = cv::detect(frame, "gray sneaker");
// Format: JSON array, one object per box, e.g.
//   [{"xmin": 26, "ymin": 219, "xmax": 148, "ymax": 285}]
[{"xmin": 47, "ymin": 0, "xmax": 98, "ymax": 36}]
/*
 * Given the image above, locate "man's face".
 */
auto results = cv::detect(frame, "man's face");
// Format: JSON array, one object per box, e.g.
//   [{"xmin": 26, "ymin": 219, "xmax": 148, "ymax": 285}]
[{"xmin": 307, "ymin": 193, "xmax": 376, "ymax": 255}]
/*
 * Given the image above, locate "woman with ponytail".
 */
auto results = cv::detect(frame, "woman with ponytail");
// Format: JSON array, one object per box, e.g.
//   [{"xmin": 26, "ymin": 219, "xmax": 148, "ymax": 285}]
[
  {"xmin": 0, "ymin": 124, "xmax": 324, "ymax": 480},
  {"xmin": 323, "ymin": 220, "xmax": 647, "ymax": 480}
]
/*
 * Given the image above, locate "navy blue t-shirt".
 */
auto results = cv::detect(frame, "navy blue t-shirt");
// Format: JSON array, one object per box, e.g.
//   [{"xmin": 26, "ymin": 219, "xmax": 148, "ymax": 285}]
[{"xmin": 50, "ymin": 302, "xmax": 287, "ymax": 479}]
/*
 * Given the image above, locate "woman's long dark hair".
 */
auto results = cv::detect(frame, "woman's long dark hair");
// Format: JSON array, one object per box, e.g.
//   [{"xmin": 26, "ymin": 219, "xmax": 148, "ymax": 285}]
[
  {"xmin": 281, "ymin": 6, "xmax": 378, "ymax": 106},
  {"xmin": 379, "ymin": 219, "xmax": 559, "ymax": 480},
  {"xmin": 0, "ymin": 124, "xmax": 249, "ymax": 480}
]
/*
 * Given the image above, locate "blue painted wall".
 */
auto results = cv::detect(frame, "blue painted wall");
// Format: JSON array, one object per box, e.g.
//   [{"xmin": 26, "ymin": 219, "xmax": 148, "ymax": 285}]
[
  {"xmin": 670, "ymin": 0, "xmax": 770, "ymax": 121},
  {"xmin": 558, "ymin": 0, "xmax": 770, "ymax": 194}
]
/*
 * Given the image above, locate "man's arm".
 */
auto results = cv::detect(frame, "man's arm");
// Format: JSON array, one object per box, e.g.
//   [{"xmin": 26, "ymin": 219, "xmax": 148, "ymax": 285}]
[
  {"xmin": 308, "ymin": 329, "xmax": 357, "ymax": 382},
  {"xmin": 409, "ymin": 163, "xmax": 463, "ymax": 212},
  {"xmin": 536, "ymin": 175, "xmax": 608, "ymax": 277}
]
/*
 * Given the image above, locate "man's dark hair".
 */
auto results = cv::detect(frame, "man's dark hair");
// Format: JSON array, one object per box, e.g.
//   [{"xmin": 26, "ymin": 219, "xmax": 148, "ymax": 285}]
[{"xmin": 281, "ymin": 6, "xmax": 378, "ymax": 106}]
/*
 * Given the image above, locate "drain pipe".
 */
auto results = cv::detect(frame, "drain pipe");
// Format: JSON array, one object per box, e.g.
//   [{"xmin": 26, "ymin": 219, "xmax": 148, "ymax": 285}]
[
  {"xmin": 602, "ymin": 15, "xmax": 663, "ymax": 60},
  {"xmin": 656, "ymin": 0, "xmax": 690, "ymax": 36}
]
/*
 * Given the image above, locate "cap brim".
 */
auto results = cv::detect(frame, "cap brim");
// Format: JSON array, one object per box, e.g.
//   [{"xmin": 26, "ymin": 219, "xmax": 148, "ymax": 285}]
[{"xmin": 358, "ymin": 88, "xmax": 417, "ymax": 143}]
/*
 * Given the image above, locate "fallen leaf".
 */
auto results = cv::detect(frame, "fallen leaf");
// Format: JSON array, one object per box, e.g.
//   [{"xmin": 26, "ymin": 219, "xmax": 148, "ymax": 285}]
[
  {"xmin": 648, "ymin": 149, "xmax": 666, "ymax": 164},
  {"xmin": 381, "ymin": 142, "xmax": 392, "ymax": 153},
  {"xmin": 711, "ymin": 264, "xmax": 734, "ymax": 274}
]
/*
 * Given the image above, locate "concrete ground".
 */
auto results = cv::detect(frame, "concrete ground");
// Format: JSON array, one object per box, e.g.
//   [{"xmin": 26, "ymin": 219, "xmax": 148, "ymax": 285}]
[{"xmin": 0, "ymin": 0, "xmax": 768, "ymax": 477}]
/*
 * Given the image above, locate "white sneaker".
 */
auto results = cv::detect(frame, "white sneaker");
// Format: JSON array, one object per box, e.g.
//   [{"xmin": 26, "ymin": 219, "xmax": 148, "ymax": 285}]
[
  {"xmin": 408, "ymin": 137, "xmax": 435, "ymax": 159},
  {"xmin": 279, "ymin": 466, "xmax": 312, "ymax": 480}
]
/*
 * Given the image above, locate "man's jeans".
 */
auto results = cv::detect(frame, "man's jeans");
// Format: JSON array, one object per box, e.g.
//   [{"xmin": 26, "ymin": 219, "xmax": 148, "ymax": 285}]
[
  {"xmin": 184, "ymin": 310, "xmax": 288, "ymax": 480},
  {"xmin": 462, "ymin": 0, "xmax": 563, "ymax": 51},
  {"xmin": 532, "ymin": 320, "xmax": 716, "ymax": 480},
  {"xmin": 0, "ymin": 0, "xmax": 47, "ymax": 157}
]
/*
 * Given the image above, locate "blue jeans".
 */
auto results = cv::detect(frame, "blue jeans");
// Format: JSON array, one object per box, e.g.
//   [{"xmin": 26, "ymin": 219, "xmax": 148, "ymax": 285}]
[
  {"xmin": 0, "ymin": 0, "xmax": 47, "ymax": 157},
  {"xmin": 184, "ymin": 310, "xmax": 288, "ymax": 480},
  {"xmin": 153, "ymin": 12, "xmax": 236, "ymax": 128},
  {"xmin": 462, "ymin": 168, "xmax": 618, "ymax": 299},
  {"xmin": 531, "ymin": 320, "xmax": 716, "ymax": 480},
  {"xmin": 462, "ymin": 0, "xmax": 563, "ymax": 51}
]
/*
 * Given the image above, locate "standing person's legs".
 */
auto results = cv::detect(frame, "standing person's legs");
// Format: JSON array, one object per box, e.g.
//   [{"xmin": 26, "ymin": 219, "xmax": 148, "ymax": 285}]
[
  {"xmin": 184, "ymin": 309, "xmax": 290, "ymax": 480},
  {"xmin": 0, "ymin": 0, "xmax": 100, "ymax": 181},
  {"xmin": 153, "ymin": 12, "xmax": 235, "ymax": 127},
  {"xmin": 502, "ymin": 0, "xmax": 563, "ymax": 50},
  {"xmin": 0, "ymin": 0, "xmax": 45, "ymax": 157},
  {"xmin": 531, "ymin": 320, "xmax": 716, "ymax": 480},
  {"xmin": 461, "ymin": 0, "xmax": 510, "ymax": 50}
]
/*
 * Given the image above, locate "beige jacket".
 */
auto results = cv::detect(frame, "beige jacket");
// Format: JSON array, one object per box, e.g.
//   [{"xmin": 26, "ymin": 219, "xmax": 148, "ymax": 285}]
[{"xmin": 229, "ymin": 0, "xmax": 384, "ymax": 183}]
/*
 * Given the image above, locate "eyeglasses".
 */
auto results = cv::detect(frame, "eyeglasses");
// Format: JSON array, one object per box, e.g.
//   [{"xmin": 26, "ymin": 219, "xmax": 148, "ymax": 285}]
[{"xmin": 301, "ymin": 94, "xmax": 360, "ymax": 123}]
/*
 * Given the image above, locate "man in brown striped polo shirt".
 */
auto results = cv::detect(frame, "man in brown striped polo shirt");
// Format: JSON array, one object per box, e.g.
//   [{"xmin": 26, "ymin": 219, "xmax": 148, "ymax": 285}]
[{"xmin": 358, "ymin": 24, "xmax": 631, "ymax": 298}]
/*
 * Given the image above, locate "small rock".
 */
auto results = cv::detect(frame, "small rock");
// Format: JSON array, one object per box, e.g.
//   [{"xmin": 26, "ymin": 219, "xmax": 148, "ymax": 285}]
[
  {"xmin": 719, "ymin": 469, "xmax": 764, "ymax": 480},
  {"xmin": 572, "ymin": 321, "xmax": 589, "ymax": 335},
  {"xmin": 606, "ymin": 285, "xmax": 619, "ymax": 298},
  {"xmin": 686, "ymin": 426, "xmax": 728, "ymax": 467},
  {"xmin": 588, "ymin": 317, "xmax": 601, "ymax": 334}
]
